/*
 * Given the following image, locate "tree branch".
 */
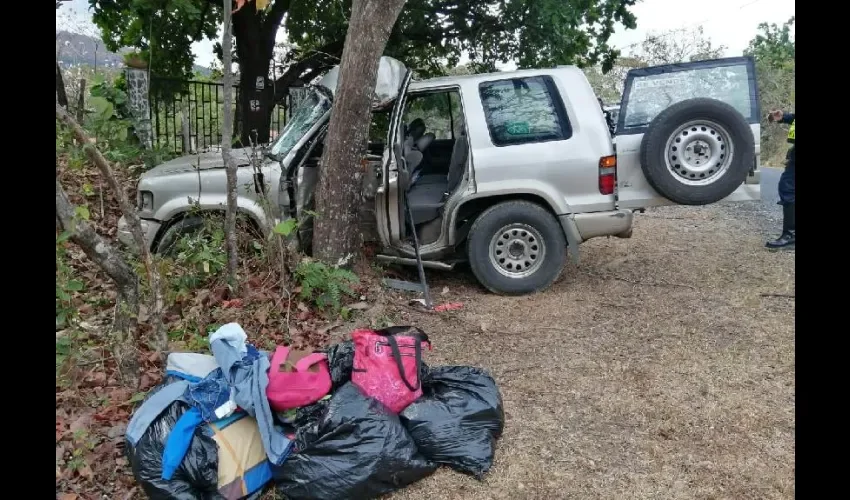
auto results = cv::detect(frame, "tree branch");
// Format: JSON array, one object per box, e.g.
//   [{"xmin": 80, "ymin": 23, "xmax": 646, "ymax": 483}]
[{"xmin": 55, "ymin": 102, "xmax": 167, "ymax": 352}]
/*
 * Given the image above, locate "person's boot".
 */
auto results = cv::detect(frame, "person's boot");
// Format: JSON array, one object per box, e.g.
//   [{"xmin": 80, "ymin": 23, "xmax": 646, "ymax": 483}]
[{"xmin": 766, "ymin": 203, "xmax": 795, "ymax": 249}]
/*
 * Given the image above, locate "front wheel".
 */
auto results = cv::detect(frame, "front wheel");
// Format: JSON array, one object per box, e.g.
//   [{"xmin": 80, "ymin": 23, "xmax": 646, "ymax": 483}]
[{"xmin": 467, "ymin": 201, "xmax": 567, "ymax": 295}]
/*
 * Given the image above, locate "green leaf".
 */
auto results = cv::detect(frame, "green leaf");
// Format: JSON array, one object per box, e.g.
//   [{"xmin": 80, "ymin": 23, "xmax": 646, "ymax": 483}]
[
  {"xmin": 273, "ymin": 218, "xmax": 298, "ymax": 236},
  {"xmin": 75, "ymin": 205, "xmax": 91, "ymax": 221},
  {"xmin": 65, "ymin": 280, "xmax": 85, "ymax": 292},
  {"xmin": 57, "ymin": 231, "xmax": 73, "ymax": 244},
  {"xmin": 89, "ymin": 96, "xmax": 115, "ymax": 120}
]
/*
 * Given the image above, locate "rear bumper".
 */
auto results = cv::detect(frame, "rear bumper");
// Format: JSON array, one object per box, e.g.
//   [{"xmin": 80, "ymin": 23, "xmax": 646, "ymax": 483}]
[{"xmin": 117, "ymin": 216, "xmax": 161, "ymax": 253}]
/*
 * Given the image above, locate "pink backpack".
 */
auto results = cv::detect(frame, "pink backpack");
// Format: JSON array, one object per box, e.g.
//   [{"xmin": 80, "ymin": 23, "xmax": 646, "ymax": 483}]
[
  {"xmin": 266, "ymin": 347, "xmax": 332, "ymax": 412},
  {"xmin": 351, "ymin": 326, "xmax": 431, "ymax": 414}
]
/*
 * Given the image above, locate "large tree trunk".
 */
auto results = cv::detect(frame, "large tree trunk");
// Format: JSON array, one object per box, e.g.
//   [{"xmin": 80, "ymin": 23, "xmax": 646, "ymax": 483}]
[
  {"xmin": 232, "ymin": 0, "xmax": 288, "ymax": 146},
  {"xmin": 55, "ymin": 102, "xmax": 167, "ymax": 354},
  {"xmin": 222, "ymin": 0, "xmax": 240, "ymax": 287},
  {"xmin": 56, "ymin": 177, "xmax": 140, "ymax": 388},
  {"xmin": 313, "ymin": 0, "xmax": 407, "ymax": 266}
]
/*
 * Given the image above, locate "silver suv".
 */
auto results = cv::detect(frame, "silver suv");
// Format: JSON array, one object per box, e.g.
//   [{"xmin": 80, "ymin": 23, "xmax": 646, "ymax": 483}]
[{"xmin": 119, "ymin": 56, "xmax": 761, "ymax": 295}]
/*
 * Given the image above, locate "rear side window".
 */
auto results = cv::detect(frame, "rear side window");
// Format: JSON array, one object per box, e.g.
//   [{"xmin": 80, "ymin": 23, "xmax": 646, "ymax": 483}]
[
  {"xmin": 478, "ymin": 76, "xmax": 572, "ymax": 146},
  {"xmin": 620, "ymin": 61, "xmax": 758, "ymax": 132}
]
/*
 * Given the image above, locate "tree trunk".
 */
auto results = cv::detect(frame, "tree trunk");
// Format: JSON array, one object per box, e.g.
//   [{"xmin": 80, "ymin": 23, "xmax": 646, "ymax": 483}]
[
  {"xmin": 56, "ymin": 61, "xmax": 68, "ymax": 108},
  {"xmin": 313, "ymin": 0, "xmax": 407, "ymax": 266},
  {"xmin": 233, "ymin": 4, "xmax": 275, "ymax": 146},
  {"xmin": 222, "ymin": 0, "xmax": 240, "ymax": 287},
  {"xmin": 55, "ymin": 102, "xmax": 167, "ymax": 354},
  {"xmin": 56, "ymin": 177, "xmax": 140, "ymax": 387}
]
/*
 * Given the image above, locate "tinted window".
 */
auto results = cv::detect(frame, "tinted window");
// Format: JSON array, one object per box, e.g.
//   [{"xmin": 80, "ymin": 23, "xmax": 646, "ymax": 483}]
[
  {"xmin": 621, "ymin": 63, "xmax": 755, "ymax": 130},
  {"xmin": 479, "ymin": 76, "xmax": 572, "ymax": 146}
]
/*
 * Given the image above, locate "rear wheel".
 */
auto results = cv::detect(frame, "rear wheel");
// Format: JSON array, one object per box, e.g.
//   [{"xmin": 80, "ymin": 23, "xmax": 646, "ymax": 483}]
[
  {"xmin": 639, "ymin": 97, "xmax": 754, "ymax": 205},
  {"xmin": 467, "ymin": 201, "xmax": 566, "ymax": 295}
]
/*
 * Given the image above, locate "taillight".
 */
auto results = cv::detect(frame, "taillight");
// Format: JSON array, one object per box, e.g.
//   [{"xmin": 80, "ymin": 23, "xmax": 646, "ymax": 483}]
[{"xmin": 599, "ymin": 155, "xmax": 617, "ymax": 195}]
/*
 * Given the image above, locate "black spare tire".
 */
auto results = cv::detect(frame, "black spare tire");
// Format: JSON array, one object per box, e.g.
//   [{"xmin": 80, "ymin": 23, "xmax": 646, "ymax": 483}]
[{"xmin": 639, "ymin": 98, "xmax": 754, "ymax": 205}]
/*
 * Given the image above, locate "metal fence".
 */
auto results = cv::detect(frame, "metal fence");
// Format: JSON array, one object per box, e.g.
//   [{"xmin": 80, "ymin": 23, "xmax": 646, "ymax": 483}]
[{"xmin": 149, "ymin": 75, "xmax": 295, "ymax": 154}]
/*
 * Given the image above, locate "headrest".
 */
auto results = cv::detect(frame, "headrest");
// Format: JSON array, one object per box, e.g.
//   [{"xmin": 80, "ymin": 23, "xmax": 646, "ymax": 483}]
[
  {"xmin": 407, "ymin": 118, "xmax": 426, "ymax": 141},
  {"xmin": 415, "ymin": 132, "xmax": 435, "ymax": 152}
]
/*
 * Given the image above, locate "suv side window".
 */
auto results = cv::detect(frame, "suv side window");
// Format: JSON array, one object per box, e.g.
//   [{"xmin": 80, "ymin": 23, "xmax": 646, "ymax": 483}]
[{"xmin": 478, "ymin": 75, "xmax": 572, "ymax": 146}]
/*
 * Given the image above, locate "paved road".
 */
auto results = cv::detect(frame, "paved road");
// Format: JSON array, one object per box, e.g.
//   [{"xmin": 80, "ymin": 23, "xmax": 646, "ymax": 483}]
[{"xmin": 760, "ymin": 166, "xmax": 782, "ymax": 207}]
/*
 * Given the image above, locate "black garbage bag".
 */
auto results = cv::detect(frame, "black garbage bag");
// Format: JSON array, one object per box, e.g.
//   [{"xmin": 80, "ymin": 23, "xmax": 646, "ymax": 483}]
[
  {"xmin": 290, "ymin": 396, "xmax": 332, "ymax": 451},
  {"xmin": 125, "ymin": 378, "xmax": 220, "ymax": 500},
  {"xmin": 323, "ymin": 341, "xmax": 355, "ymax": 390},
  {"xmin": 273, "ymin": 383, "xmax": 437, "ymax": 500},
  {"xmin": 400, "ymin": 366, "xmax": 505, "ymax": 479}
]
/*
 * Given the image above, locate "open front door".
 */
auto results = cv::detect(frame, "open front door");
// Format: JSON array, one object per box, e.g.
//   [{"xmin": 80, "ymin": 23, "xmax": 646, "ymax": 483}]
[
  {"xmin": 377, "ymin": 68, "xmax": 413, "ymax": 246},
  {"xmin": 614, "ymin": 56, "xmax": 762, "ymax": 209}
]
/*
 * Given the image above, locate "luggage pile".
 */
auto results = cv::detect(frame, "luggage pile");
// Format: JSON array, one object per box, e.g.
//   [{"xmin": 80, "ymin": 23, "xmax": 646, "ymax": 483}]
[{"xmin": 126, "ymin": 324, "xmax": 505, "ymax": 500}]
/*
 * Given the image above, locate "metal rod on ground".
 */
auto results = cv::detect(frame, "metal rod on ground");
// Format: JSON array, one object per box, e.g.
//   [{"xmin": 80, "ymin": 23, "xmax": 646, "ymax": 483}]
[{"xmin": 405, "ymin": 191, "xmax": 433, "ymax": 310}]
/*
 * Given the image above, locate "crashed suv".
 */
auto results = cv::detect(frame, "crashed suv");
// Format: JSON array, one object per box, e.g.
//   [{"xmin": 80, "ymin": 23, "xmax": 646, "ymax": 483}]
[{"xmin": 119, "ymin": 56, "xmax": 761, "ymax": 295}]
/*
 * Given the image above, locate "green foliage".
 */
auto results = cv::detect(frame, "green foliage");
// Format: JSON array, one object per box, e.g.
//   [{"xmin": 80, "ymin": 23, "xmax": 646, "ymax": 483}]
[
  {"xmin": 294, "ymin": 259, "xmax": 359, "ymax": 314},
  {"xmin": 170, "ymin": 222, "xmax": 227, "ymax": 294},
  {"xmin": 746, "ymin": 17, "xmax": 795, "ymax": 167},
  {"xmin": 56, "ymin": 231, "xmax": 84, "ymax": 330},
  {"xmin": 92, "ymin": 0, "xmax": 638, "ymax": 83},
  {"xmin": 90, "ymin": 74, "xmax": 131, "ymax": 120},
  {"xmin": 90, "ymin": 0, "xmax": 223, "ymax": 98}
]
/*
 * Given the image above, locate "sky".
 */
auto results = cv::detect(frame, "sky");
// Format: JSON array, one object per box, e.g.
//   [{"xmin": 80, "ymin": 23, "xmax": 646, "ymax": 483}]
[{"xmin": 59, "ymin": 0, "xmax": 795, "ymax": 70}]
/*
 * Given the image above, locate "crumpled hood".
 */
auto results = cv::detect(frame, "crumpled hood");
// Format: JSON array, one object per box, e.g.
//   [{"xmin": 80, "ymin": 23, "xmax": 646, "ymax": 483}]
[{"xmin": 143, "ymin": 147, "xmax": 254, "ymax": 178}]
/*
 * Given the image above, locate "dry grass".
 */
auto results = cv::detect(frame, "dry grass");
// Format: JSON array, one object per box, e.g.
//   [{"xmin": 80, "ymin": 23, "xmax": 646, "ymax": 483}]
[{"xmin": 385, "ymin": 202, "xmax": 795, "ymax": 500}]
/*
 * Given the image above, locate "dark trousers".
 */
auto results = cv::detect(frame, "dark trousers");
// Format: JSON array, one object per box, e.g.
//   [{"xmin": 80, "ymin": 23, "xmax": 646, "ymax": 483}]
[{"xmin": 778, "ymin": 147, "xmax": 795, "ymax": 205}]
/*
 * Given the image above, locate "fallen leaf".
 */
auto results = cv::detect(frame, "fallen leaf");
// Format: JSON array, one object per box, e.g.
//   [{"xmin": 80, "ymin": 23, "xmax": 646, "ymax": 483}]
[
  {"xmin": 348, "ymin": 301, "xmax": 370, "ymax": 311},
  {"xmin": 70, "ymin": 413, "xmax": 91, "ymax": 433},
  {"xmin": 223, "ymin": 298, "xmax": 244, "ymax": 309},
  {"xmin": 58, "ymin": 493, "xmax": 78, "ymax": 500},
  {"xmin": 78, "ymin": 463, "xmax": 94, "ymax": 479},
  {"xmin": 56, "ymin": 444, "xmax": 67, "ymax": 463}
]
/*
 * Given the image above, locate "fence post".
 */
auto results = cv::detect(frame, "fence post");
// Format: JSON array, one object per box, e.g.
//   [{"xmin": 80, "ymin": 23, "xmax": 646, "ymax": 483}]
[
  {"xmin": 76, "ymin": 78, "xmax": 86, "ymax": 124},
  {"xmin": 125, "ymin": 67, "xmax": 153, "ymax": 149}
]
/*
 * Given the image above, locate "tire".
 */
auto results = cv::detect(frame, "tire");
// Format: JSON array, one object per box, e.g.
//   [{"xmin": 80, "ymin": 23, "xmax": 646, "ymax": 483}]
[
  {"xmin": 639, "ymin": 97, "xmax": 755, "ymax": 205},
  {"xmin": 467, "ymin": 201, "xmax": 566, "ymax": 295},
  {"xmin": 154, "ymin": 215, "xmax": 206, "ymax": 255}
]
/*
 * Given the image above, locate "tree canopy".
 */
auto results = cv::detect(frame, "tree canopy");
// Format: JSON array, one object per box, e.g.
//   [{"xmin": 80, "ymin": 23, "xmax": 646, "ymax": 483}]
[{"xmin": 91, "ymin": 0, "xmax": 638, "ymax": 83}]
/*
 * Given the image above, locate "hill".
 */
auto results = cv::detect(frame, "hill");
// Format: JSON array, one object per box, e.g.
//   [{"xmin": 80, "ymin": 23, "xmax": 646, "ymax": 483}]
[{"xmin": 56, "ymin": 31, "xmax": 211, "ymax": 76}]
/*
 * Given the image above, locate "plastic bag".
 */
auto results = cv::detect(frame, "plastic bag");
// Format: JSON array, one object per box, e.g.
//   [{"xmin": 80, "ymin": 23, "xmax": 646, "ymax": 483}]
[
  {"xmin": 126, "ymin": 378, "xmax": 220, "ymax": 500},
  {"xmin": 323, "ymin": 341, "xmax": 355, "ymax": 391},
  {"xmin": 400, "ymin": 366, "xmax": 505, "ymax": 479},
  {"xmin": 273, "ymin": 383, "xmax": 437, "ymax": 500},
  {"xmin": 127, "ymin": 379, "xmax": 267, "ymax": 500}
]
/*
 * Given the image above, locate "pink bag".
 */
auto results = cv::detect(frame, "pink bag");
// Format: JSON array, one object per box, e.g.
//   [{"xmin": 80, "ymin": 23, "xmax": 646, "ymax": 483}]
[
  {"xmin": 351, "ymin": 326, "xmax": 431, "ymax": 414},
  {"xmin": 266, "ymin": 347, "xmax": 332, "ymax": 412}
]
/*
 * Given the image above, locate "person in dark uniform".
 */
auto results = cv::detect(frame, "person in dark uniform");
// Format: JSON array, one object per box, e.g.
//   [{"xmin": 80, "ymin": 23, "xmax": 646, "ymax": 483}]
[{"xmin": 765, "ymin": 109, "xmax": 795, "ymax": 249}]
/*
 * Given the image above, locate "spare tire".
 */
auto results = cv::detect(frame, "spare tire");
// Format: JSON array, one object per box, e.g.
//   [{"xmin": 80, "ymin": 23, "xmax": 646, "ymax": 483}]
[{"xmin": 639, "ymin": 98, "xmax": 754, "ymax": 205}]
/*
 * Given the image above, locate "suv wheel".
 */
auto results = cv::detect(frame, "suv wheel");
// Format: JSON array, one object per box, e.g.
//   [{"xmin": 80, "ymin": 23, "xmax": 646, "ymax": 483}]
[{"xmin": 467, "ymin": 201, "xmax": 566, "ymax": 295}]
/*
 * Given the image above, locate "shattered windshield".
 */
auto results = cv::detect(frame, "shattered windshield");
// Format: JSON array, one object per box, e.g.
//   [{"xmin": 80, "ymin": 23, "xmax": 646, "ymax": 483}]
[
  {"xmin": 269, "ymin": 87, "xmax": 332, "ymax": 160},
  {"xmin": 621, "ymin": 63, "xmax": 755, "ymax": 130}
]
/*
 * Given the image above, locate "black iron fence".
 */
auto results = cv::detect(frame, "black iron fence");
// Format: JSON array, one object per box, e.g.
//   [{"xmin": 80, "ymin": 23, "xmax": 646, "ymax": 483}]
[{"xmin": 149, "ymin": 75, "xmax": 295, "ymax": 154}]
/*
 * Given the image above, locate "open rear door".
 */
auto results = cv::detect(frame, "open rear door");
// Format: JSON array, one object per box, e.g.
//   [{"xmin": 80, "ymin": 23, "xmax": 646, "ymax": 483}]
[
  {"xmin": 378, "ymin": 68, "xmax": 413, "ymax": 246},
  {"xmin": 614, "ymin": 57, "xmax": 761, "ymax": 209}
]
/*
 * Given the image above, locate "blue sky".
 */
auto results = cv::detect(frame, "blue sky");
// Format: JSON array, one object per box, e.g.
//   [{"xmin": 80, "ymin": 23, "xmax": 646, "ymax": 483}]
[{"xmin": 59, "ymin": 0, "xmax": 795, "ymax": 69}]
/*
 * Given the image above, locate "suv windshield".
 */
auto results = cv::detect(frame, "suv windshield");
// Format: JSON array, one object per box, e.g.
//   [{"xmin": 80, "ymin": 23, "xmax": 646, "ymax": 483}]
[
  {"xmin": 269, "ymin": 87, "xmax": 332, "ymax": 160},
  {"xmin": 620, "ymin": 60, "xmax": 756, "ymax": 131}
]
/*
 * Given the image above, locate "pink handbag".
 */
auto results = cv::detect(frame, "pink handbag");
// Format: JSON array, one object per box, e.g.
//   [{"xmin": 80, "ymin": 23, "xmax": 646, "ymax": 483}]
[
  {"xmin": 266, "ymin": 346, "xmax": 332, "ymax": 412},
  {"xmin": 351, "ymin": 326, "xmax": 431, "ymax": 414}
]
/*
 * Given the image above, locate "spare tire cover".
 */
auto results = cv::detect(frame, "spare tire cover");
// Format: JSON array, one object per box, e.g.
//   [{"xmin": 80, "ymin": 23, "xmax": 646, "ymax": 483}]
[{"xmin": 638, "ymin": 97, "xmax": 755, "ymax": 205}]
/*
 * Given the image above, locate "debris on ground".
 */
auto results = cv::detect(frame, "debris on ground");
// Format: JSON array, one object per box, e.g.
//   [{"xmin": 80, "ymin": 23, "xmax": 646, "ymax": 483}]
[{"xmin": 124, "ymin": 324, "xmax": 505, "ymax": 500}]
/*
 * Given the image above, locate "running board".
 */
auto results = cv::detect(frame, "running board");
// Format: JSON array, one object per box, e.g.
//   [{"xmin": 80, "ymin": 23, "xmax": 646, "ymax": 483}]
[{"xmin": 375, "ymin": 255, "xmax": 455, "ymax": 270}]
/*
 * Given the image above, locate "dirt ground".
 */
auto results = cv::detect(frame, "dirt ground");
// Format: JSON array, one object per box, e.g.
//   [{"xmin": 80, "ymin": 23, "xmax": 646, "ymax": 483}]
[{"xmin": 383, "ymin": 201, "xmax": 795, "ymax": 500}]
